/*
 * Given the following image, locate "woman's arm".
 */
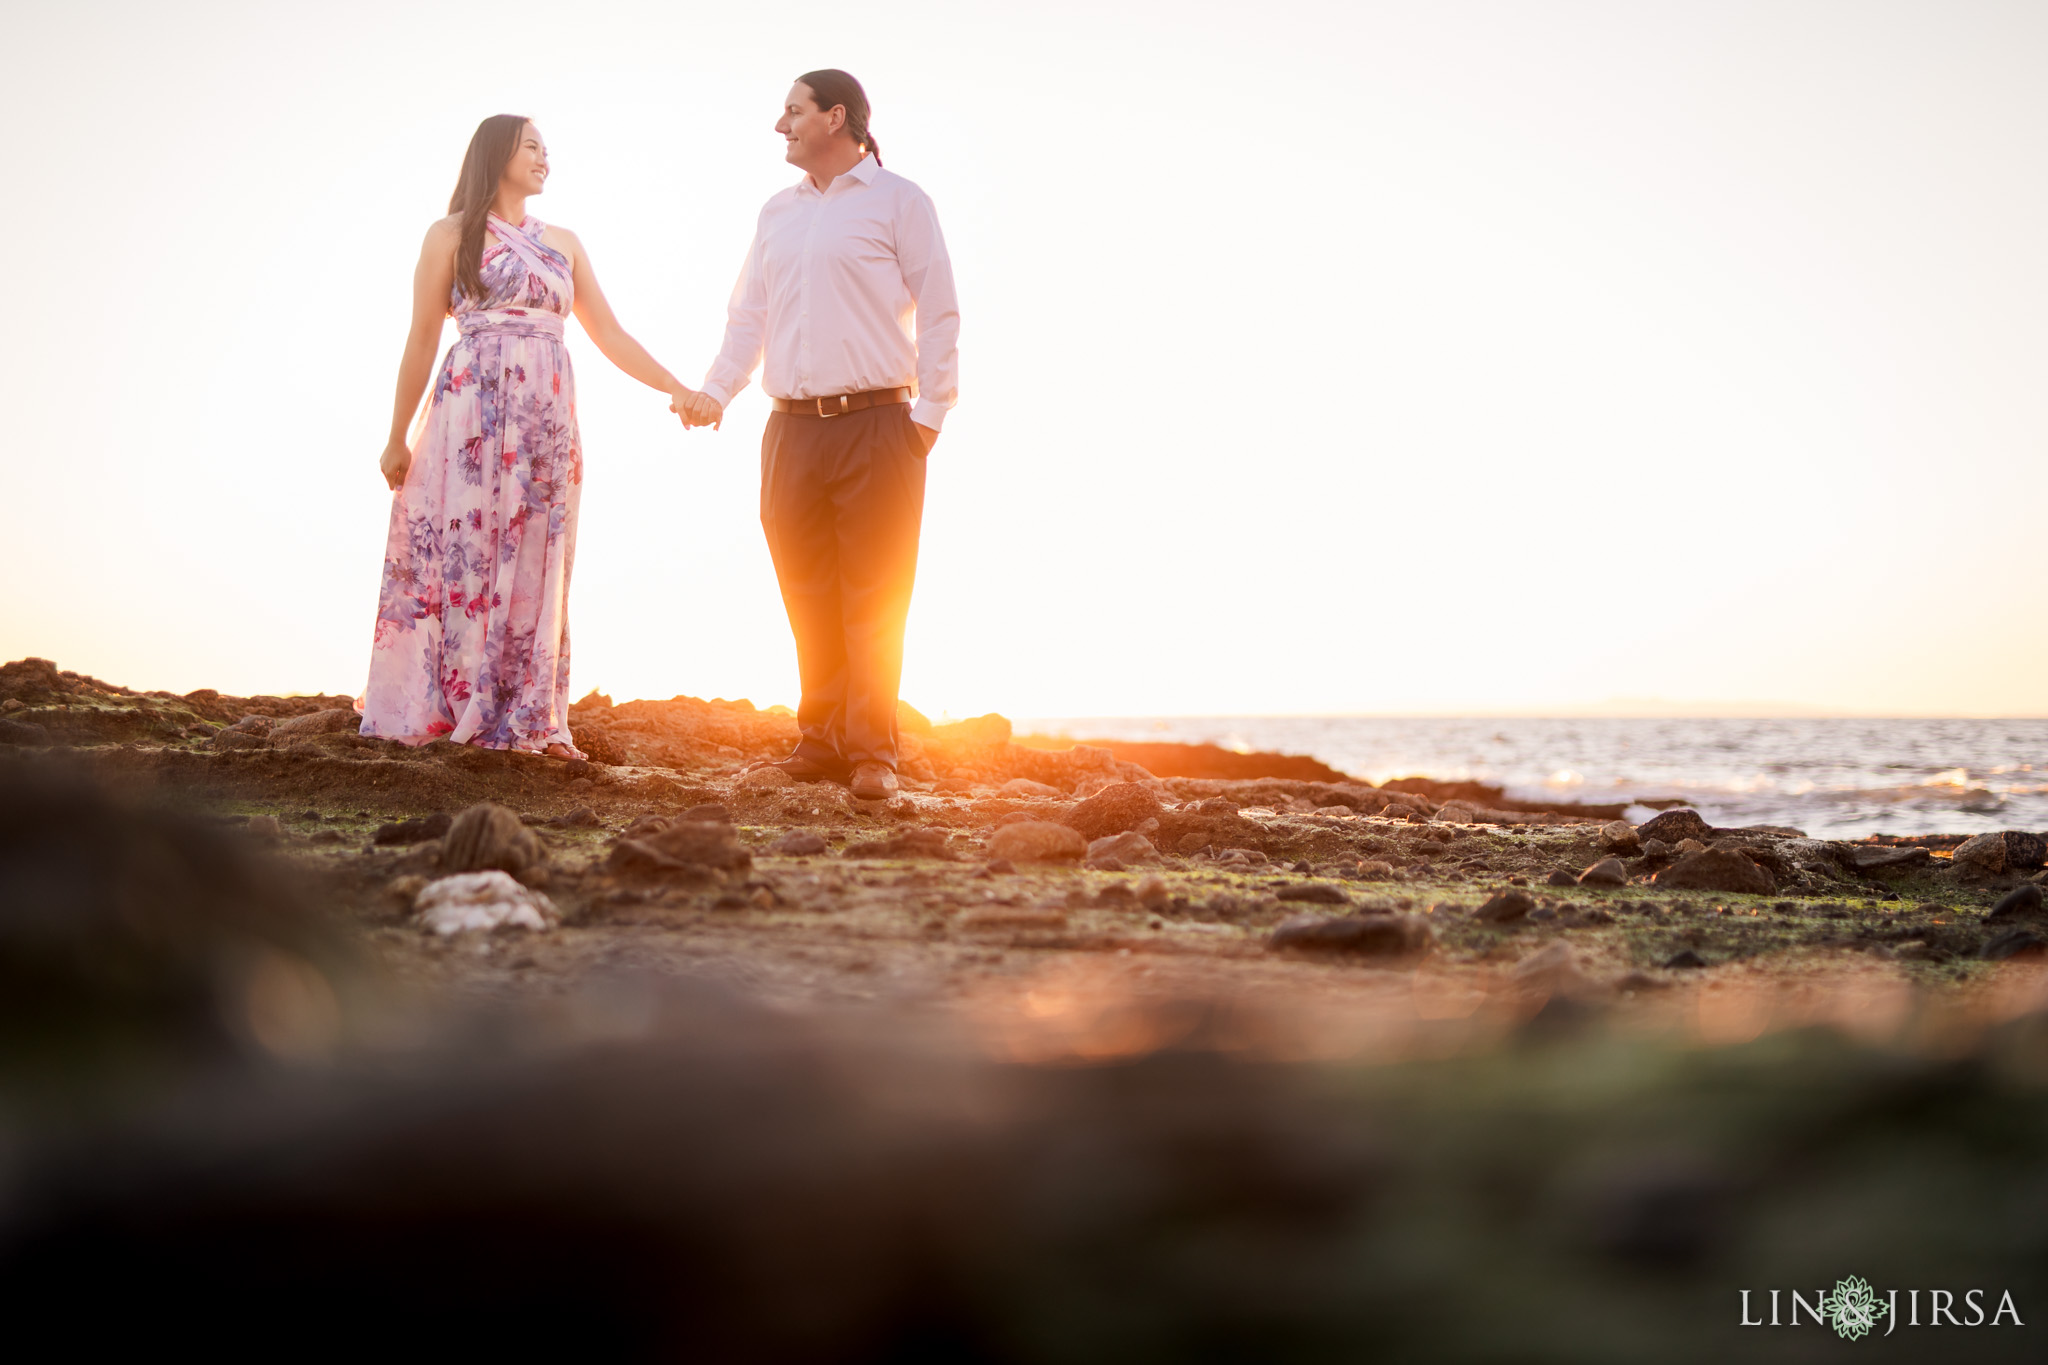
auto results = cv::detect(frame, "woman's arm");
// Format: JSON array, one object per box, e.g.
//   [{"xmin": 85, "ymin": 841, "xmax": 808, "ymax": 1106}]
[
  {"xmin": 558, "ymin": 229, "xmax": 697, "ymax": 412},
  {"xmin": 381, "ymin": 219, "xmax": 459, "ymax": 490}
]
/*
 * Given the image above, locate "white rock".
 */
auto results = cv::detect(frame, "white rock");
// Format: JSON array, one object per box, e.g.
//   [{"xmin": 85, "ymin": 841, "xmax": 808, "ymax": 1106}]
[{"xmin": 415, "ymin": 870, "xmax": 559, "ymax": 937}]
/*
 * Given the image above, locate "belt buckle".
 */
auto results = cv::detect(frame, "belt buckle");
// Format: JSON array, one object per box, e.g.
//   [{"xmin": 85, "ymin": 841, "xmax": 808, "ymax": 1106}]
[{"xmin": 815, "ymin": 394, "xmax": 850, "ymax": 418}]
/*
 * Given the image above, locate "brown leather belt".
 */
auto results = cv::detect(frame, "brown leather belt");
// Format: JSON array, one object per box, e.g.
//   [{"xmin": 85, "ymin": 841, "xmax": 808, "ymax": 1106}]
[{"xmin": 769, "ymin": 387, "xmax": 912, "ymax": 417}]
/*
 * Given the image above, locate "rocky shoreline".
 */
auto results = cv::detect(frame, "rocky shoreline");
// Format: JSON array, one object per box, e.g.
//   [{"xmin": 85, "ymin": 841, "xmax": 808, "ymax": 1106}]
[{"xmin": 5, "ymin": 654, "xmax": 2047, "ymax": 1027}]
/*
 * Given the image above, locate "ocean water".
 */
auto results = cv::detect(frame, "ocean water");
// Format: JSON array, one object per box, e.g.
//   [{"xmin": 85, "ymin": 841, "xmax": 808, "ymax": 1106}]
[{"xmin": 1014, "ymin": 716, "xmax": 2048, "ymax": 840}]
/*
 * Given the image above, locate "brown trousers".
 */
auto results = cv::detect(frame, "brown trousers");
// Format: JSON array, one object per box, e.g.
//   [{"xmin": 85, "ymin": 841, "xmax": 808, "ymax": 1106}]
[{"xmin": 760, "ymin": 402, "xmax": 928, "ymax": 771}]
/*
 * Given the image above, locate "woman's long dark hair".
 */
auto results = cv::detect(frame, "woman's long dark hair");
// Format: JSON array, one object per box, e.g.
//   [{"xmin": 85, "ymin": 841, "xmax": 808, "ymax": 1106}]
[
  {"xmin": 795, "ymin": 70, "xmax": 879, "ymax": 166},
  {"xmin": 448, "ymin": 114, "xmax": 531, "ymax": 302}
]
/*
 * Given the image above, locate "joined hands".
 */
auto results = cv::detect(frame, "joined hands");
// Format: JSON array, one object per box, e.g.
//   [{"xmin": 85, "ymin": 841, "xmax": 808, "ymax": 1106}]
[{"xmin": 670, "ymin": 387, "xmax": 723, "ymax": 430}]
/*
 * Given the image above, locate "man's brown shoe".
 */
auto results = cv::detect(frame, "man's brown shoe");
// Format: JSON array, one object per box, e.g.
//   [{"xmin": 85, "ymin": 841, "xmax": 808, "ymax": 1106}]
[
  {"xmin": 755, "ymin": 752, "xmax": 849, "ymax": 783},
  {"xmin": 848, "ymin": 761, "xmax": 898, "ymax": 801}
]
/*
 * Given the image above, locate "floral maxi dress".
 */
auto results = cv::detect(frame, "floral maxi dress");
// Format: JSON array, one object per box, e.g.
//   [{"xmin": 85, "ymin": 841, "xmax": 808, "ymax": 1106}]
[{"xmin": 359, "ymin": 214, "xmax": 585, "ymax": 755}]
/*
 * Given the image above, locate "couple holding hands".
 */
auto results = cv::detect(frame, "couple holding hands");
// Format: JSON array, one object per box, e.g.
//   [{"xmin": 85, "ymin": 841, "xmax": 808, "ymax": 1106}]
[{"xmin": 361, "ymin": 70, "xmax": 959, "ymax": 802}]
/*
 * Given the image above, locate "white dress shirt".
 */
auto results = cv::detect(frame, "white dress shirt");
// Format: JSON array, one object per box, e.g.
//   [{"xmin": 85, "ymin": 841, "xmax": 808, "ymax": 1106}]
[{"xmin": 701, "ymin": 154, "xmax": 960, "ymax": 431}]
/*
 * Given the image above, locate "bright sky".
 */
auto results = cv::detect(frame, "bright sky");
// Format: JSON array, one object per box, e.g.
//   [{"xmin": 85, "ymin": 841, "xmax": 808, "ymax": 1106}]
[{"xmin": 4, "ymin": 1, "xmax": 2045, "ymax": 718}]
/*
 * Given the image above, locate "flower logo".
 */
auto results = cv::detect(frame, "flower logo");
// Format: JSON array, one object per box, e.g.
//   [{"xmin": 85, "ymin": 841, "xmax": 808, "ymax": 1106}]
[{"xmin": 1821, "ymin": 1275, "xmax": 1888, "ymax": 1341}]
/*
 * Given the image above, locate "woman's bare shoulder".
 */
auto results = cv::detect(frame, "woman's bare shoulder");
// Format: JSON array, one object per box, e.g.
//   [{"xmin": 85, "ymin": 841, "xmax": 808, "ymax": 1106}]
[
  {"xmin": 538, "ymin": 222, "xmax": 581, "ymax": 259},
  {"xmin": 416, "ymin": 216, "xmax": 463, "ymax": 271}
]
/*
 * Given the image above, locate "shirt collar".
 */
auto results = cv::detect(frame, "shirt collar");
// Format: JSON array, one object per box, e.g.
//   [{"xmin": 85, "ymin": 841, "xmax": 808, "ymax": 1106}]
[{"xmin": 799, "ymin": 152, "xmax": 879, "ymax": 196}]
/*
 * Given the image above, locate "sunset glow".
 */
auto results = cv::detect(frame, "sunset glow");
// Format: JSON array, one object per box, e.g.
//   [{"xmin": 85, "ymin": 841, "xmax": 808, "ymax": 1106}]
[{"xmin": 5, "ymin": 2, "xmax": 2045, "ymax": 718}]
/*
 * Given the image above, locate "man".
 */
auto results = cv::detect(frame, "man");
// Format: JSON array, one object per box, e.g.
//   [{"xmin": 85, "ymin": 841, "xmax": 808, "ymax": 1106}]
[{"xmin": 680, "ymin": 70, "xmax": 959, "ymax": 802}]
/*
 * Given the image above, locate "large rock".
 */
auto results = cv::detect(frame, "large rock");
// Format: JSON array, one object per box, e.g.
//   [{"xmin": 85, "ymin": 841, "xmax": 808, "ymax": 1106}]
[
  {"xmin": 1600, "ymin": 821, "xmax": 1640, "ymax": 854},
  {"xmin": 1475, "ymin": 889, "xmax": 1536, "ymax": 923},
  {"xmin": 1954, "ymin": 831, "xmax": 2048, "ymax": 877},
  {"xmin": 1654, "ymin": 847, "xmax": 1775, "ymax": 895},
  {"xmin": 1950, "ymin": 833, "xmax": 2007, "ymax": 878},
  {"xmin": 1269, "ymin": 913, "xmax": 1433, "ymax": 958},
  {"xmin": 269, "ymin": 708, "xmax": 361, "ymax": 739},
  {"xmin": 1711, "ymin": 839, "xmax": 1798, "ymax": 884},
  {"xmin": 1577, "ymin": 857, "xmax": 1629, "ymax": 887},
  {"xmin": 440, "ymin": 803, "xmax": 542, "ymax": 875},
  {"xmin": 2007, "ymin": 831, "xmax": 2048, "ymax": 871},
  {"xmin": 1637, "ymin": 809, "xmax": 1712, "ymax": 846},
  {"xmin": 0, "ymin": 657, "xmax": 69, "ymax": 704},
  {"xmin": 986, "ymin": 821, "xmax": 1086, "ymax": 863},
  {"xmin": 638, "ymin": 820, "xmax": 752, "ymax": 870},
  {"xmin": 609, "ymin": 819, "xmax": 752, "ymax": 878},
  {"xmin": 1987, "ymin": 884, "xmax": 2045, "ymax": 922},
  {"xmin": 1850, "ymin": 846, "xmax": 1932, "ymax": 874},
  {"xmin": 1063, "ymin": 782, "xmax": 1166, "ymax": 841}
]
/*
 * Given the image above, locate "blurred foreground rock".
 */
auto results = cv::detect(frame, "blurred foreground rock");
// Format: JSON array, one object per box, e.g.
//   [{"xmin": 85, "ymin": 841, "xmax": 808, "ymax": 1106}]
[{"xmin": 2, "ymin": 757, "xmax": 2047, "ymax": 1361}]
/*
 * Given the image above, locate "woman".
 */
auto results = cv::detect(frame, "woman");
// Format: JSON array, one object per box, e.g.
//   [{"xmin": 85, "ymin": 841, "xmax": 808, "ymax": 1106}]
[{"xmin": 361, "ymin": 115, "xmax": 700, "ymax": 758}]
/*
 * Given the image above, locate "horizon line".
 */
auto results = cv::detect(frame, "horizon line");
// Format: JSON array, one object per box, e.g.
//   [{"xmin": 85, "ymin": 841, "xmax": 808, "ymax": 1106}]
[
  {"xmin": 1007, "ymin": 708, "xmax": 2048, "ymax": 724},
  {"xmin": 22, "ymin": 664, "xmax": 2044, "ymax": 725}
]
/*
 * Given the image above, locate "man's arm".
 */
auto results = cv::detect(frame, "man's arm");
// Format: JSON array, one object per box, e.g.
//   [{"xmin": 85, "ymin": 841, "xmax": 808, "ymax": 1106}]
[
  {"xmin": 699, "ymin": 221, "xmax": 770, "ymax": 412},
  {"xmin": 897, "ymin": 188, "xmax": 959, "ymax": 438}
]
